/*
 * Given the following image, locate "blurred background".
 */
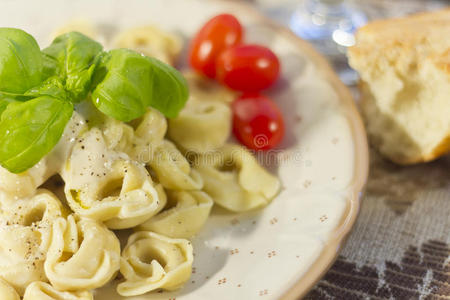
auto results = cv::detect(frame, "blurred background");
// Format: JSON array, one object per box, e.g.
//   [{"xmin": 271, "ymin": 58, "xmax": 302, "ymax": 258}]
[{"xmin": 253, "ymin": 0, "xmax": 447, "ymax": 84}]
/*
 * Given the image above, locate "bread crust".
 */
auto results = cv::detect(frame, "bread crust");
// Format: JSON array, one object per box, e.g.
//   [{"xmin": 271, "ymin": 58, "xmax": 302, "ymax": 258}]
[{"xmin": 350, "ymin": 9, "xmax": 450, "ymax": 165}]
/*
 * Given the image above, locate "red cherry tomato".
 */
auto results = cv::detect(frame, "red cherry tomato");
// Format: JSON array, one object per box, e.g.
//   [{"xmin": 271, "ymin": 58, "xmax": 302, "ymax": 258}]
[
  {"xmin": 188, "ymin": 14, "xmax": 243, "ymax": 78},
  {"xmin": 232, "ymin": 93, "xmax": 285, "ymax": 150},
  {"xmin": 216, "ymin": 44, "xmax": 280, "ymax": 92}
]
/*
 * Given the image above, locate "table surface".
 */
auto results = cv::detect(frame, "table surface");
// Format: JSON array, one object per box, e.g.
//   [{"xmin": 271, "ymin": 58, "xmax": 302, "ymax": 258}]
[{"xmin": 252, "ymin": 1, "xmax": 450, "ymax": 299}]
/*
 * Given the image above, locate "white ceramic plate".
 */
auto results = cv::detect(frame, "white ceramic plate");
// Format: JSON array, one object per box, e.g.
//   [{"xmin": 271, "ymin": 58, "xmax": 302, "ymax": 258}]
[{"xmin": 0, "ymin": 0, "xmax": 369, "ymax": 299}]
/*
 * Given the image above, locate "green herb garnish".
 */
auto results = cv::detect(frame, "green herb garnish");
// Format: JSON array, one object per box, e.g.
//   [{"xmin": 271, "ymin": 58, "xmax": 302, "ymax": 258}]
[
  {"xmin": 0, "ymin": 96, "xmax": 73, "ymax": 173},
  {"xmin": 0, "ymin": 28, "xmax": 189, "ymax": 173},
  {"xmin": 91, "ymin": 49, "xmax": 188, "ymax": 121},
  {"xmin": 41, "ymin": 31, "xmax": 103, "ymax": 102},
  {"xmin": 0, "ymin": 28, "xmax": 44, "ymax": 95}
]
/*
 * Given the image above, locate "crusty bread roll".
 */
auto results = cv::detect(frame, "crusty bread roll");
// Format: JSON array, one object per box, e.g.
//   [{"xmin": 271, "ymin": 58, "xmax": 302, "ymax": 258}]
[{"xmin": 348, "ymin": 9, "xmax": 450, "ymax": 165}]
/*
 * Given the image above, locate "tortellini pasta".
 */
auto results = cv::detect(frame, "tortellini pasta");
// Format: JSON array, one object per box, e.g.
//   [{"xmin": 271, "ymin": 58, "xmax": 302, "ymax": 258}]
[
  {"xmin": 0, "ymin": 190, "xmax": 64, "ymax": 295},
  {"xmin": 0, "ymin": 162, "xmax": 49, "ymax": 198},
  {"xmin": 117, "ymin": 231, "xmax": 193, "ymax": 296},
  {"xmin": 62, "ymin": 128, "xmax": 165, "ymax": 229},
  {"xmin": 0, "ymin": 278, "xmax": 19, "ymax": 300},
  {"xmin": 75, "ymin": 100, "xmax": 134, "ymax": 154},
  {"xmin": 23, "ymin": 281, "xmax": 93, "ymax": 300},
  {"xmin": 182, "ymin": 71, "xmax": 236, "ymax": 104},
  {"xmin": 149, "ymin": 140, "xmax": 203, "ymax": 190},
  {"xmin": 0, "ymin": 224, "xmax": 46, "ymax": 295},
  {"xmin": 51, "ymin": 110, "xmax": 90, "ymax": 168},
  {"xmin": 168, "ymin": 98, "xmax": 231, "ymax": 153},
  {"xmin": 167, "ymin": 71, "xmax": 234, "ymax": 152},
  {"xmin": 138, "ymin": 190, "xmax": 213, "ymax": 238},
  {"xmin": 194, "ymin": 144, "xmax": 281, "ymax": 212},
  {"xmin": 0, "ymin": 189, "xmax": 66, "ymax": 250},
  {"xmin": 95, "ymin": 107, "xmax": 167, "ymax": 164},
  {"xmin": 98, "ymin": 116, "xmax": 135, "ymax": 154},
  {"xmin": 127, "ymin": 108, "xmax": 168, "ymax": 163},
  {"xmin": 113, "ymin": 26, "xmax": 182, "ymax": 65},
  {"xmin": 44, "ymin": 215, "xmax": 120, "ymax": 291}
]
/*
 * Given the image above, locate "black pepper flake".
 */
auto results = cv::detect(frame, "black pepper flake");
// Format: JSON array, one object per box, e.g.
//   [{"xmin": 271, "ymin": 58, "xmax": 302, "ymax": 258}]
[
  {"xmin": 90, "ymin": 172, "xmax": 94, "ymax": 176},
  {"xmin": 81, "ymin": 146, "xmax": 85, "ymax": 149}
]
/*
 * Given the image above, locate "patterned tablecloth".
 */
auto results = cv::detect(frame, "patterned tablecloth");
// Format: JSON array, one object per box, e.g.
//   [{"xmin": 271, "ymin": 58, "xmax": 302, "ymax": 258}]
[{"xmin": 253, "ymin": 0, "xmax": 450, "ymax": 298}]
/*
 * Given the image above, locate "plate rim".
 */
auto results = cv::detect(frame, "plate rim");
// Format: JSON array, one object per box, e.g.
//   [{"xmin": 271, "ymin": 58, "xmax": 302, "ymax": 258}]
[{"xmin": 214, "ymin": 1, "xmax": 369, "ymax": 298}]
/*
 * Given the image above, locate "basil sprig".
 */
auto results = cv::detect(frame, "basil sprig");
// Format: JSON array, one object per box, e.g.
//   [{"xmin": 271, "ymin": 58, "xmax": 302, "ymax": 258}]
[
  {"xmin": 0, "ymin": 28, "xmax": 189, "ymax": 173},
  {"xmin": 41, "ymin": 32, "xmax": 103, "ymax": 102},
  {"xmin": 91, "ymin": 49, "xmax": 188, "ymax": 121}
]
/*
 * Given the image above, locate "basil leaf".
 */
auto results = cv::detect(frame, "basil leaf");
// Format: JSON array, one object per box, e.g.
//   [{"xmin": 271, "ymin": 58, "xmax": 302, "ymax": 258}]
[
  {"xmin": 0, "ymin": 96, "xmax": 73, "ymax": 173},
  {"xmin": 25, "ymin": 76, "xmax": 68, "ymax": 100},
  {"xmin": 0, "ymin": 98, "xmax": 15, "ymax": 116},
  {"xmin": 64, "ymin": 63, "xmax": 97, "ymax": 102},
  {"xmin": 91, "ymin": 49, "xmax": 151, "ymax": 121},
  {"xmin": 146, "ymin": 56, "xmax": 189, "ymax": 118},
  {"xmin": 0, "ymin": 28, "xmax": 43, "ymax": 94},
  {"xmin": 0, "ymin": 91, "xmax": 28, "ymax": 101},
  {"xmin": 43, "ymin": 31, "xmax": 103, "ymax": 76},
  {"xmin": 43, "ymin": 32, "xmax": 103, "ymax": 102},
  {"xmin": 91, "ymin": 49, "xmax": 188, "ymax": 122},
  {"xmin": 41, "ymin": 52, "xmax": 59, "ymax": 79}
]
